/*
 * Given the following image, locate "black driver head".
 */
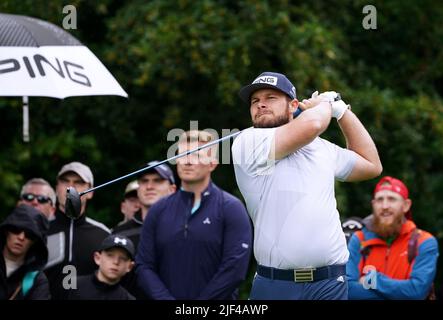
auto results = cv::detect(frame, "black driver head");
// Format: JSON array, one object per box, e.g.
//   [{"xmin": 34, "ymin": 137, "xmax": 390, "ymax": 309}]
[{"xmin": 65, "ymin": 186, "xmax": 81, "ymax": 220}]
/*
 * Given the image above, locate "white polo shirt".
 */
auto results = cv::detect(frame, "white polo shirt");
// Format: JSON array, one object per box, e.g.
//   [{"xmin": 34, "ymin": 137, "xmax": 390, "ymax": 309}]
[{"xmin": 232, "ymin": 127, "xmax": 357, "ymax": 269}]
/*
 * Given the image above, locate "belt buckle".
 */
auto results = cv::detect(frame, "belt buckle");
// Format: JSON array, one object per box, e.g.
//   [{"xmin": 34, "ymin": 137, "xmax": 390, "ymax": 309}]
[{"xmin": 293, "ymin": 268, "xmax": 315, "ymax": 282}]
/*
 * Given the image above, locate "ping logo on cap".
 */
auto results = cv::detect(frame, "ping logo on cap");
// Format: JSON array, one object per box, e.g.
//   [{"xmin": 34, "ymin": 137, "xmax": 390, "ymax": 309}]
[
  {"xmin": 253, "ymin": 76, "xmax": 278, "ymax": 86},
  {"xmin": 114, "ymin": 237, "xmax": 127, "ymax": 245}
]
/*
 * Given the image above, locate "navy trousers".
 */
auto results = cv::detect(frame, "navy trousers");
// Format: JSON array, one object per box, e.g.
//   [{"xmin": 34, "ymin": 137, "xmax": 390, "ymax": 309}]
[{"xmin": 249, "ymin": 274, "xmax": 348, "ymax": 300}]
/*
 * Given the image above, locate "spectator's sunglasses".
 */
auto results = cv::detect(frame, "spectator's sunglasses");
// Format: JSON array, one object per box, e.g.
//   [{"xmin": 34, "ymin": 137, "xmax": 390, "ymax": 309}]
[
  {"xmin": 21, "ymin": 193, "xmax": 52, "ymax": 205},
  {"xmin": 8, "ymin": 226, "xmax": 37, "ymax": 241}
]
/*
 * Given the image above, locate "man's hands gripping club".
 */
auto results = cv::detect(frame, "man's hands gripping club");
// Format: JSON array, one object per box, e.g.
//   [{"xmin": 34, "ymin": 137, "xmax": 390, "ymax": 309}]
[{"xmin": 298, "ymin": 91, "xmax": 350, "ymax": 120}]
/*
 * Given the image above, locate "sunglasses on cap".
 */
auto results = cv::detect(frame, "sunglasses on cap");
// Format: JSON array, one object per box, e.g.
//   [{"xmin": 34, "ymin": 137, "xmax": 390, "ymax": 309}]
[
  {"xmin": 8, "ymin": 225, "xmax": 37, "ymax": 241},
  {"xmin": 21, "ymin": 193, "xmax": 52, "ymax": 205}
]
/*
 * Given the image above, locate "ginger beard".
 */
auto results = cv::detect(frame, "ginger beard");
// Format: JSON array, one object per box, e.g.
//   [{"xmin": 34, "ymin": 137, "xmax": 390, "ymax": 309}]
[
  {"xmin": 372, "ymin": 211, "xmax": 404, "ymax": 239},
  {"xmin": 371, "ymin": 190, "xmax": 410, "ymax": 239}
]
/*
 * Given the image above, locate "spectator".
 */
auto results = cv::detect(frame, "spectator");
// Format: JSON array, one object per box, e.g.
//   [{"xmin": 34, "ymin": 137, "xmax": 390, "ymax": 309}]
[
  {"xmin": 45, "ymin": 161, "xmax": 110, "ymax": 299},
  {"xmin": 67, "ymin": 234, "xmax": 135, "ymax": 300},
  {"xmin": 1, "ymin": 205, "xmax": 50, "ymax": 300},
  {"xmin": 18, "ymin": 178, "xmax": 56, "ymax": 221},
  {"xmin": 112, "ymin": 163, "xmax": 176, "ymax": 249},
  {"xmin": 347, "ymin": 176, "xmax": 439, "ymax": 299},
  {"xmin": 136, "ymin": 130, "xmax": 252, "ymax": 300},
  {"xmin": 116, "ymin": 180, "xmax": 141, "ymax": 226},
  {"xmin": 112, "ymin": 161, "xmax": 176, "ymax": 299}
]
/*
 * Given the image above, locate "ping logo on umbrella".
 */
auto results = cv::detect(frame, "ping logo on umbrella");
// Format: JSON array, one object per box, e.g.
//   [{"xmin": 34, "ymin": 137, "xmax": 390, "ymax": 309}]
[
  {"xmin": 0, "ymin": 13, "xmax": 128, "ymax": 99},
  {"xmin": 0, "ymin": 55, "xmax": 91, "ymax": 87}
]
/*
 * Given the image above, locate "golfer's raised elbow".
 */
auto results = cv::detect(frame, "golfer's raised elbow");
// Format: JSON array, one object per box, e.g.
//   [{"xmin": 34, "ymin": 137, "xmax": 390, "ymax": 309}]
[
  {"xmin": 368, "ymin": 153, "xmax": 383, "ymax": 178},
  {"xmin": 366, "ymin": 162, "xmax": 383, "ymax": 179},
  {"xmin": 347, "ymin": 161, "xmax": 383, "ymax": 182},
  {"xmin": 374, "ymin": 162, "xmax": 383, "ymax": 177}
]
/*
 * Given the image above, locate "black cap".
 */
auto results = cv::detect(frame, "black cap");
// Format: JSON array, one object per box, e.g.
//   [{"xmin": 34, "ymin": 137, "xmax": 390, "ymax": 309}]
[
  {"xmin": 239, "ymin": 71, "xmax": 297, "ymax": 103},
  {"xmin": 342, "ymin": 217, "xmax": 364, "ymax": 243},
  {"xmin": 99, "ymin": 234, "xmax": 135, "ymax": 260}
]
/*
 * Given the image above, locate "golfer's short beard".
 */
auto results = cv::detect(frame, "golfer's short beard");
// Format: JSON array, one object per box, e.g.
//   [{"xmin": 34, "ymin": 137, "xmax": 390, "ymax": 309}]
[
  {"xmin": 372, "ymin": 213, "xmax": 404, "ymax": 239},
  {"xmin": 253, "ymin": 113, "xmax": 290, "ymax": 128}
]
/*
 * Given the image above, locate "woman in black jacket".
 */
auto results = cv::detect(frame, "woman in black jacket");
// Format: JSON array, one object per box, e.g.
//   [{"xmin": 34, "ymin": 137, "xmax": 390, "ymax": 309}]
[{"xmin": 0, "ymin": 204, "xmax": 50, "ymax": 300}]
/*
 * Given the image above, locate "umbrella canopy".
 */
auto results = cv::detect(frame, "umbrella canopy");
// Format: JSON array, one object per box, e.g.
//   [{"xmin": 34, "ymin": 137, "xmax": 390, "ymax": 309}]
[
  {"xmin": 0, "ymin": 13, "xmax": 128, "ymax": 98},
  {"xmin": 0, "ymin": 13, "xmax": 128, "ymax": 140}
]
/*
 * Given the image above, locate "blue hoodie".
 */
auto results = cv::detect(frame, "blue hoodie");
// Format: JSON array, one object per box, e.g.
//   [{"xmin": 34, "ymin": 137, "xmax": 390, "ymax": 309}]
[{"xmin": 136, "ymin": 182, "xmax": 252, "ymax": 300}]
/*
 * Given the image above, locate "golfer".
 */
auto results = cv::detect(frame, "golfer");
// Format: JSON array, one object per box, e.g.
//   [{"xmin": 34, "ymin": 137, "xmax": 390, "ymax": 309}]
[{"xmin": 232, "ymin": 71, "xmax": 382, "ymax": 300}]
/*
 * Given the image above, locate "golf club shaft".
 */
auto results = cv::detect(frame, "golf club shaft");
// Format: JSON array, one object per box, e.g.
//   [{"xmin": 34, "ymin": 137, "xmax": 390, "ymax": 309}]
[
  {"xmin": 79, "ymin": 130, "xmax": 243, "ymax": 196},
  {"xmin": 78, "ymin": 92, "xmax": 342, "ymax": 196}
]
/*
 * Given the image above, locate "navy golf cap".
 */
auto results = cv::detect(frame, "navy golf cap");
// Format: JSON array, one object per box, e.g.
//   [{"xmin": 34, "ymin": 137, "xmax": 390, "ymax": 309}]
[
  {"xmin": 99, "ymin": 234, "xmax": 135, "ymax": 260},
  {"xmin": 239, "ymin": 71, "xmax": 297, "ymax": 103},
  {"xmin": 140, "ymin": 161, "xmax": 175, "ymax": 185}
]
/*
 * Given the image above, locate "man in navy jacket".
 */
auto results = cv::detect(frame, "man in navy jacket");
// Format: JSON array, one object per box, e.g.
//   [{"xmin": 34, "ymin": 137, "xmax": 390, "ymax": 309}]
[{"xmin": 136, "ymin": 130, "xmax": 252, "ymax": 300}]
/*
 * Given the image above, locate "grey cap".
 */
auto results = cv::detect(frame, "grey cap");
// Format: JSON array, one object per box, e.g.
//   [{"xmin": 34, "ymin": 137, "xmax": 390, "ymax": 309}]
[{"xmin": 57, "ymin": 162, "xmax": 94, "ymax": 187}]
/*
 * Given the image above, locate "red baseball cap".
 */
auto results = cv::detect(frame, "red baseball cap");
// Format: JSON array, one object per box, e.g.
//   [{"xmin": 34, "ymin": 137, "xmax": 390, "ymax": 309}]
[{"xmin": 373, "ymin": 176, "xmax": 412, "ymax": 219}]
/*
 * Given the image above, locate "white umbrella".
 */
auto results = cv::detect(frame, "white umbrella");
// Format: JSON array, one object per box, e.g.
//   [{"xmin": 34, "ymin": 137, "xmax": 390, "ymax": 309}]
[{"xmin": 0, "ymin": 13, "xmax": 128, "ymax": 141}]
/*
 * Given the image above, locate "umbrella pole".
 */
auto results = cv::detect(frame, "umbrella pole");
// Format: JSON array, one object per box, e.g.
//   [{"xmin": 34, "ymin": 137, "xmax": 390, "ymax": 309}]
[{"xmin": 22, "ymin": 96, "xmax": 30, "ymax": 142}]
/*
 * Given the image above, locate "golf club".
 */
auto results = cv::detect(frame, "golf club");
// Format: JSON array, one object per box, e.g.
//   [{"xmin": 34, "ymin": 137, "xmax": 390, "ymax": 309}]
[
  {"xmin": 64, "ymin": 92, "xmax": 342, "ymax": 219},
  {"xmin": 64, "ymin": 130, "xmax": 242, "ymax": 219}
]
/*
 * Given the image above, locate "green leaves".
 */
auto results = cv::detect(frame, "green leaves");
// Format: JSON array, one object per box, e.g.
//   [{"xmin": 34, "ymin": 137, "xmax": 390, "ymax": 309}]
[{"xmin": 1, "ymin": 1, "xmax": 443, "ymax": 280}]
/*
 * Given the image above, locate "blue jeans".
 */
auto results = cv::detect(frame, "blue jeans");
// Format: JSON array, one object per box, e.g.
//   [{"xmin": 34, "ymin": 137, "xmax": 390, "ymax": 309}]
[{"xmin": 249, "ymin": 274, "xmax": 348, "ymax": 300}]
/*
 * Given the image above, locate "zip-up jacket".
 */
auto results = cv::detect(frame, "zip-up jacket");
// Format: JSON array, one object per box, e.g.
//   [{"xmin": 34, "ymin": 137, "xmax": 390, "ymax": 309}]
[
  {"xmin": 1, "ymin": 205, "xmax": 50, "ymax": 300},
  {"xmin": 136, "ymin": 181, "xmax": 252, "ymax": 300},
  {"xmin": 44, "ymin": 208, "xmax": 110, "ymax": 299},
  {"xmin": 112, "ymin": 210, "xmax": 143, "ymax": 250},
  {"xmin": 347, "ymin": 216, "xmax": 439, "ymax": 299}
]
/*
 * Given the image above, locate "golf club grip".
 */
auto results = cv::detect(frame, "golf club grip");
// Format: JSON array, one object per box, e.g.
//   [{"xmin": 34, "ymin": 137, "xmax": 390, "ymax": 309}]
[
  {"xmin": 293, "ymin": 108, "xmax": 303, "ymax": 117},
  {"xmin": 293, "ymin": 92, "xmax": 341, "ymax": 118}
]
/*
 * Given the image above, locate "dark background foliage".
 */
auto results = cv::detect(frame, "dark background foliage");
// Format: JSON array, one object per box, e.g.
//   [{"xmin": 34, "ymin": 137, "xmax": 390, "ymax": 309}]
[{"xmin": 1, "ymin": 0, "xmax": 443, "ymax": 298}]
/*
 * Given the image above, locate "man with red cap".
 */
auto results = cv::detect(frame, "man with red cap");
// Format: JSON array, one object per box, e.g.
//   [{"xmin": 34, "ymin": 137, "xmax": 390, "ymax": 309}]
[{"xmin": 347, "ymin": 176, "xmax": 439, "ymax": 299}]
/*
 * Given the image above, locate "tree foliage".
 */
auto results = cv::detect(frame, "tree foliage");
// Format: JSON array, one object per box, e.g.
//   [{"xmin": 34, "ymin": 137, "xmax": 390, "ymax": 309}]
[{"xmin": 1, "ymin": 0, "xmax": 443, "ymax": 298}]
